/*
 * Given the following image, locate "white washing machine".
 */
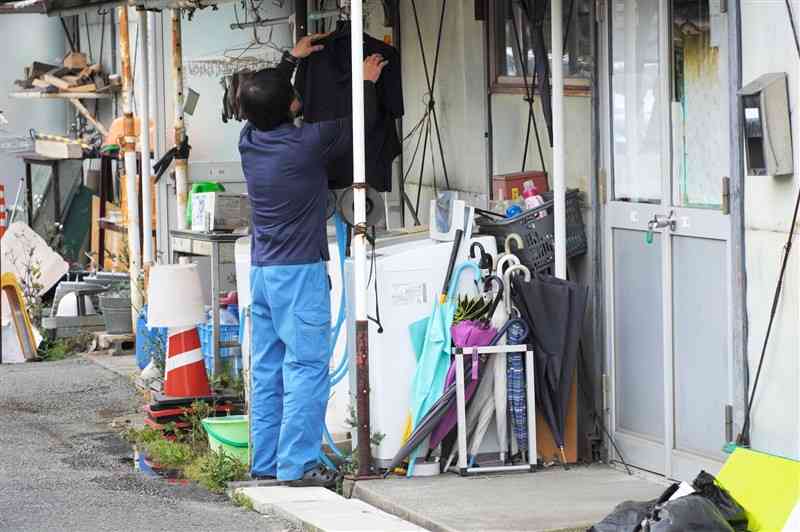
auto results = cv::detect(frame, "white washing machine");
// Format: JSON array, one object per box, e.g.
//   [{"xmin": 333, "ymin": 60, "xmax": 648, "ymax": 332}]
[{"xmin": 345, "ymin": 236, "xmax": 498, "ymax": 466}]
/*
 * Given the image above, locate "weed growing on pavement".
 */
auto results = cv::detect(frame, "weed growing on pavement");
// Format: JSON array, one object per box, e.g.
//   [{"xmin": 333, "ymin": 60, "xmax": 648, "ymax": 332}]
[
  {"xmin": 338, "ymin": 402, "xmax": 386, "ymax": 484},
  {"xmin": 209, "ymin": 370, "xmax": 245, "ymax": 401},
  {"xmin": 183, "ymin": 400, "xmax": 213, "ymax": 454},
  {"xmin": 230, "ymin": 491, "xmax": 254, "ymax": 511},
  {"xmin": 144, "ymin": 440, "xmax": 195, "ymax": 469},
  {"xmin": 37, "ymin": 333, "xmax": 94, "ymax": 361},
  {"xmin": 124, "ymin": 416, "xmax": 248, "ymax": 492},
  {"xmin": 3, "ymin": 229, "xmax": 45, "ymax": 327},
  {"xmin": 184, "ymin": 449, "xmax": 249, "ymax": 493},
  {"xmin": 123, "ymin": 426, "xmax": 162, "ymax": 446}
]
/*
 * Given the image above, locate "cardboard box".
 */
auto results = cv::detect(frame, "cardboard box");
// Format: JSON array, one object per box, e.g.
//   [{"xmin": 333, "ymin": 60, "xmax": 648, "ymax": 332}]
[
  {"xmin": 191, "ymin": 192, "xmax": 250, "ymax": 232},
  {"xmin": 492, "ymin": 171, "xmax": 549, "ymax": 201}
]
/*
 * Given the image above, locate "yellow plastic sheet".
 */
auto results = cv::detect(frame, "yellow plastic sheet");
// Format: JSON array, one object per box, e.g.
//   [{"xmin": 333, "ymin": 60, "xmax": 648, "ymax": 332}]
[{"xmin": 717, "ymin": 447, "xmax": 800, "ymax": 531}]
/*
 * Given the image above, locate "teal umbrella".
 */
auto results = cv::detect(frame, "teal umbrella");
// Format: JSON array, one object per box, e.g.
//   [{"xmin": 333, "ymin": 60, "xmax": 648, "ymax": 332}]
[{"xmin": 406, "ymin": 259, "xmax": 482, "ymax": 476}]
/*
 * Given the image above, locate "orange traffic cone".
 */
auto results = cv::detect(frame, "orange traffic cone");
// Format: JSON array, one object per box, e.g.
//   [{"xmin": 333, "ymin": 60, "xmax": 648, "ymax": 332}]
[{"xmin": 163, "ymin": 327, "xmax": 211, "ymax": 397}]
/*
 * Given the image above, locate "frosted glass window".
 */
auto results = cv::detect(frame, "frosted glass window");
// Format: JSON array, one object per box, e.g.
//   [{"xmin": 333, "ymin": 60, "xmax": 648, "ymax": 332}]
[{"xmin": 611, "ymin": 0, "xmax": 663, "ymax": 203}]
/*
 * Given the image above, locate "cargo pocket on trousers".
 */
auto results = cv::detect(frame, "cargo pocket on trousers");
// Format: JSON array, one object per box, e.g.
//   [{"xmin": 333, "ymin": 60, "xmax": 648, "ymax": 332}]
[{"xmin": 294, "ymin": 309, "xmax": 331, "ymax": 363}]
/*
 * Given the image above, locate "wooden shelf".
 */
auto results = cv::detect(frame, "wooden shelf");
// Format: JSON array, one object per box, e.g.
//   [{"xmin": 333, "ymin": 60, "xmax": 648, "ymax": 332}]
[{"xmin": 10, "ymin": 91, "xmax": 112, "ymax": 100}]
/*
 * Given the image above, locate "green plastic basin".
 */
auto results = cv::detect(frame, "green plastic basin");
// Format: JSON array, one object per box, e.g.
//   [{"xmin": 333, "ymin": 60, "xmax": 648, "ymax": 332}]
[{"xmin": 201, "ymin": 415, "xmax": 249, "ymax": 464}]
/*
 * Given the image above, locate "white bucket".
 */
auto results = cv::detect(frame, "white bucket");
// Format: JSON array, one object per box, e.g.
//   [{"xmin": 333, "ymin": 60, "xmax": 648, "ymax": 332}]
[
  {"xmin": 56, "ymin": 292, "xmax": 97, "ymax": 317},
  {"xmin": 147, "ymin": 264, "xmax": 205, "ymax": 328}
]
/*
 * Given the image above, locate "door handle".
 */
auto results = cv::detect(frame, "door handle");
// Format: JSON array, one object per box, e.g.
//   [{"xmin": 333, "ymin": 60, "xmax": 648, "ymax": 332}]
[{"xmin": 645, "ymin": 210, "xmax": 676, "ymax": 244}]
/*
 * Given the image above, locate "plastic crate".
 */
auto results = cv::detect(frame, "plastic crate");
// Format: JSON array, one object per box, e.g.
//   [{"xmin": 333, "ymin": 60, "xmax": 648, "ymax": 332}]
[
  {"xmin": 135, "ymin": 306, "xmax": 167, "ymax": 369},
  {"xmin": 198, "ymin": 322, "xmax": 242, "ymax": 378},
  {"xmin": 476, "ymin": 189, "xmax": 587, "ymax": 273}
]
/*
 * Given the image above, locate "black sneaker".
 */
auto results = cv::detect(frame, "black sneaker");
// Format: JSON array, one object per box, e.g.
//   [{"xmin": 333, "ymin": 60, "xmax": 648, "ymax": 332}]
[{"xmin": 283, "ymin": 465, "xmax": 338, "ymax": 488}]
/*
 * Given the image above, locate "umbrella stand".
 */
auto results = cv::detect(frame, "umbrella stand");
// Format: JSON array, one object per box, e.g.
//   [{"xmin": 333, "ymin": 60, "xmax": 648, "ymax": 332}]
[{"xmin": 452, "ymin": 343, "xmax": 537, "ymax": 476}]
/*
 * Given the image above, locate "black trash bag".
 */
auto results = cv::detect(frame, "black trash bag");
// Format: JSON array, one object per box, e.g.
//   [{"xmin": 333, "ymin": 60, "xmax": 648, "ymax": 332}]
[
  {"xmin": 589, "ymin": 484, "xmax": 680, "ymax": 532},
  {"xmin": 692, "ymin": 471, "xmax": 748, "ymax": 532},
  {"xmin": 643, "ymin": 495, "xmax": 735, "ymax": 532},
  {"xmin": 588, "ymin": 500, "xmax": 657, "ymax": 532}
]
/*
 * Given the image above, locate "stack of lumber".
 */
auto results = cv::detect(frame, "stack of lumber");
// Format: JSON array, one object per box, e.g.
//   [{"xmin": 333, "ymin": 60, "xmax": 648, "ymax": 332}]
[{"xmin": 13, "ymin": 53, "xmax": 119, "ymax": 95}]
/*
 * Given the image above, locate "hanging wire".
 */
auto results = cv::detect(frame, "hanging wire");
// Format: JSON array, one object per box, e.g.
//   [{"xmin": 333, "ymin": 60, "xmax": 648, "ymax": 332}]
[
  {"xmin": 509, "ymin": 0, "xmax": 547, "ymax": 174},
  {"xmin": 405, "ymin": 0, "xmax": 451, "ymax": 218}
]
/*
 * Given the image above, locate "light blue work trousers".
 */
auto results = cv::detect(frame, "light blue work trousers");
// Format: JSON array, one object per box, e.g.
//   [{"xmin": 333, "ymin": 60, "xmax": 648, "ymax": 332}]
[{"xmin": 249, "ymin": 261, "xmax": 331, "ymax": 480}]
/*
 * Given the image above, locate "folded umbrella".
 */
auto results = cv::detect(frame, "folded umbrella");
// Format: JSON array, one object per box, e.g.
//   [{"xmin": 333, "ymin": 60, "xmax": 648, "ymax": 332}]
[
  {"xmin": 428, "ymin": 321, "xmax": 496, "ymax": 450},
  {"xmin": 406, "ymin": 260, "xmax": 482, "ymax": 476},
  {"xmin": 461, "ymin": 275, "xmax": 508, "ymax": 463},
  {"xmin": 511, "ymin": 273, "xmax": 588, "ymax": 464},
  {"xmin": 440, "ymin": 319, "xmax": 528, "ymax": 471},
  {"xmin": 503, "ymin": 265, "xmax": 533, "ymax": 454},
  {"xmin": 388, "ymin": 319, "xmax": 518, "ymax": 475}
]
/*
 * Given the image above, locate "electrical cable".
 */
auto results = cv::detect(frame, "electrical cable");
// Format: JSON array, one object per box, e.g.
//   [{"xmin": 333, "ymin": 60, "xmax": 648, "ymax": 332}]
[{"xmin": 737, "ymin": 0, "xmax": 800, "ymax": 448}]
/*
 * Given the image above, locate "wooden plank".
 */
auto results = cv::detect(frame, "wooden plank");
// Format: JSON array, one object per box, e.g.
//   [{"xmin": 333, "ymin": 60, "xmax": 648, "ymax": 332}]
[
  {"xmin": 536, "ymin": 374, "xmax": 579, "ymax": 464},
  {"xmin": 34, "ymin": 139, "xmax": 83, "ymax": 159},
  {"xmin": 43, "ymin": 74, "xmax": 71, "ymax": 91},
  {"xmin": 91, "ymin": 196, "xmax": 124, "ymax": 271},
  {"xmin": 65, "ymin": 83, "xmax": 97, "ymax": 93},
  {"xmin": 78, "ymin": 64, "xmax": 102, "ymax": 78},
  {"xmin": 68, "ymin": 98, "xmax": 108, "ymax": 137}
]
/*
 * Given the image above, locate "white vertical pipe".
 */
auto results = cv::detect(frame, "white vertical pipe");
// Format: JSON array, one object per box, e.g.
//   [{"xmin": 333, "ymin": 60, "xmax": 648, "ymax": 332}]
[
  {"xmin": 119, "ymin": 5, "xmax": 143, "ymax": 316},
  {"xmin": 552, "ymin": 0, "xmax": 567, "ymax": 279},
  {"xmin": 146, "ymin": 10, "xmax": 160, "ymax": 261},
  {"xmin": 172, "ymin": 9, "xmax": 189, "ymax": 231},
  {"xmin": 147, "ymin": 11, "xmax": 160, "ymax": 157},
  {"xmin": 351, "ymin": 2, "xmax": 367, "ymax": 322},
  {"xmin": 137, "ymin": 9, "xmax": 153, "ymax": 266}
]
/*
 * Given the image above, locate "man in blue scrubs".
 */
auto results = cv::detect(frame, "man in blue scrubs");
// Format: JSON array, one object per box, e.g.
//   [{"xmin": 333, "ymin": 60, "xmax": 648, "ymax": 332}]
[{"xmin": 239, "ymin": 35, "xmax": 386, "ymax": 486}]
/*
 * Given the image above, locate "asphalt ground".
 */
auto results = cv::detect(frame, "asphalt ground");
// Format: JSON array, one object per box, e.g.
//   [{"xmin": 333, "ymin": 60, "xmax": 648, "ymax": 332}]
[{"xmin": 0, "ymin": 357, "xmax": 297, "ymax": 532}]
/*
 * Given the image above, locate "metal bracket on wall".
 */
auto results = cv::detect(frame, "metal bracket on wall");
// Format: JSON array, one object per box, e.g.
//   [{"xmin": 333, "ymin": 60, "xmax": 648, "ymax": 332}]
[
  {"xmin": 722, "ymin": 176, "xmax": 730, "ymax": 214},
  {"xmin": 599, "ymin": 169, "xmax": 608, "ymax": 205}
]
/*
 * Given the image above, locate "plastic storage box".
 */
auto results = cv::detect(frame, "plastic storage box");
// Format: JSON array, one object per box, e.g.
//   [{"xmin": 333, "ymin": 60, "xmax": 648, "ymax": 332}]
[
  {"xmin": 476, "ymin": 189, "xmax": 587, "ymax": 273},
  {"xmin": 198, "ymin": 322, "xmax": 242, "ymax": 378}
]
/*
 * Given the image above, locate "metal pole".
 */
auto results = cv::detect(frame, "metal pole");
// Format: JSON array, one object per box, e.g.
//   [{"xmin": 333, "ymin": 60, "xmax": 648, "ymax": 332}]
[
  {"xmin": 351, "ymin": 0, "xmax": 373, "ymax": 478},
  {"xmin": 171, "ymin": 9, "xmax": 189, "ymax": 231},
  {"xmin": 119, "ymin": 5, "xmax": 144, "ymax": 318},
  {"xmin": 551, "ymin": 0, "xmax": 567, "ymax": 279},
  {"xmin": 147, "ymin": 10, "xmax": 161, "ymax": 259},
  {"xmin": 137, "ymin": 8, "xmax": 154, "ymax": 267},
  {"xmin": 230, "ymin": 16, "xmax": 292, "ymax": 31},
  {"xmin": 147, "ymin": 11, "xmax": 160, "ymax": 158}
]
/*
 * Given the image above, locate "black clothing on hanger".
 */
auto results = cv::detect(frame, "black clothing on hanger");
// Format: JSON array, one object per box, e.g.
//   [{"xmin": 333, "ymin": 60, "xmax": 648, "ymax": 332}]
[{"xmin": 295, "ymin": 25, "xmax": 404, "ymax": 192}]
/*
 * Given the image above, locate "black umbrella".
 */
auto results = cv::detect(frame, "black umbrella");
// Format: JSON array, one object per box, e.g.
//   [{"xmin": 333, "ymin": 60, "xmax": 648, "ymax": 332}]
[{"xmin": 511, "ymin": 274, "xmax": 588, "ymax": 464}]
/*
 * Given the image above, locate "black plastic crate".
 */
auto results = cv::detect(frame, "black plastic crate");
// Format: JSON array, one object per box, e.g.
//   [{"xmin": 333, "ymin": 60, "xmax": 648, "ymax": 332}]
[{"xmin": 475, "ymin": 189, "xmax": 587, "ymax": 273}]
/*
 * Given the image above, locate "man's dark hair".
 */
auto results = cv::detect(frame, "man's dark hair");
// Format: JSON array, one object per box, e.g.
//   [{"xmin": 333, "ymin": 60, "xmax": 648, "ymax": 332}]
[{"xmin": 239, "ymin": 69, "xmax": 294, "ymax": 131}]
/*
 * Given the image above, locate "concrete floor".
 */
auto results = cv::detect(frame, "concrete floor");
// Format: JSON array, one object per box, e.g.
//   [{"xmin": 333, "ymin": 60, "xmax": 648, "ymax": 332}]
[{"xmin": 352, "ymin": 465, "xmax": 667, "ymax": 532}]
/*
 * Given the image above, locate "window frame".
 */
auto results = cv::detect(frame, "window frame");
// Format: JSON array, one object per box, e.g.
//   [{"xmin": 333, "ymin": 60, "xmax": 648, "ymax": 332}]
[{"xmin": 487, "ymin": 0, "xmax": 593, "ymax": 96}]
